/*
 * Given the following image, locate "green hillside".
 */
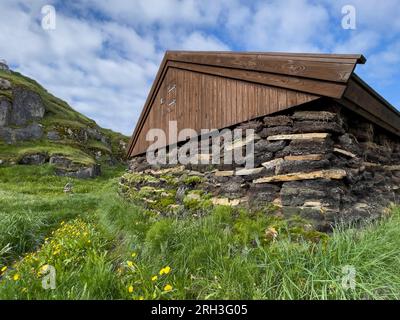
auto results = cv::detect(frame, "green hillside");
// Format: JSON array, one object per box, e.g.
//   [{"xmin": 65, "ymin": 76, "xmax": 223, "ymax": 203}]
[{"xmin": 0, "ymin": 69, "xmax": 128, "ymax": 174}]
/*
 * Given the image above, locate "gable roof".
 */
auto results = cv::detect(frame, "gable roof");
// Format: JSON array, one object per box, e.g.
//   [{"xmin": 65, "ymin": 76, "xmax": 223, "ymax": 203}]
[{"xmin": 127, "ymin": 51, "xmax": 399, "ymax": 157}]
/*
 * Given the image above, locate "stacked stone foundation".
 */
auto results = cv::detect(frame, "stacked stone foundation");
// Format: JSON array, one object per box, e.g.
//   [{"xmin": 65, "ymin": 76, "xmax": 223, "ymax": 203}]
[{"xmin": 127, "ymin": 100, "xmax": 400, "ymax": 231}]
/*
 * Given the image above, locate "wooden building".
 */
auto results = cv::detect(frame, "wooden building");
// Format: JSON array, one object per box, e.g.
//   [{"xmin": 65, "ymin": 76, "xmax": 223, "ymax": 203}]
[
  {"xmin": 127, "ymin": 51, "xmax": 400, "ymax": 157},
  {"xmin": 124, "ymin": 51, "xmax": 400, "ymax": 228}
]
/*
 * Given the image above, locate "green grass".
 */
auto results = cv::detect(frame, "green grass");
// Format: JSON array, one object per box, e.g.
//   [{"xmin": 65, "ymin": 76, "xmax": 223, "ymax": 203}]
[
  {"xmin": 0, "ymin": 140, "xmax": 96, "ymax": 165},
  {"xmin": 0, "ymin": 164, "xmax": 399, "ymax": 300}
]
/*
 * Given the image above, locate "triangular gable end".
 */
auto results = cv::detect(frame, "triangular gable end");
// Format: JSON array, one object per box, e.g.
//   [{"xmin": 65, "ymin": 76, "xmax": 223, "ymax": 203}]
[
  {"xmin": 127, "ymin": 51, "xmax": 400, "ymax": 158},
  {"xmin": 129, "ymin": 66, "xmax": 320, "ymax": 156}
]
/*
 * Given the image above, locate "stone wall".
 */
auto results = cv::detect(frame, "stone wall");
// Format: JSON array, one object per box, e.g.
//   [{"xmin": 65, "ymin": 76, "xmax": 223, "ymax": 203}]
[{"xmin": 127, "ymin": 99, "xmax": 400, "ymax": 230}]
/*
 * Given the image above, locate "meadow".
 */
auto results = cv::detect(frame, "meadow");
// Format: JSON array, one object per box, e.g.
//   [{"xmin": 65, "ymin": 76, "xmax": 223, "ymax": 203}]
[{"xmin": 0, "ymin": 164, "xmax": 399, "ymax": 300}]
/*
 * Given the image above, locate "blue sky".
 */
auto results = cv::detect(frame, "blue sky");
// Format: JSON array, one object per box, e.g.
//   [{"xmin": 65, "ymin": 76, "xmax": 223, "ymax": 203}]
[{"xmin": 0, "ymin": 0, "xmax": 399, "ymax": 135}]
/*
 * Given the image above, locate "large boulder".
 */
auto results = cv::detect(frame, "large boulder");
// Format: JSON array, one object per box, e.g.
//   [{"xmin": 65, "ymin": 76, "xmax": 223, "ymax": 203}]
[
  {"xmin": 10, "ymin": 87, "xmax": 45, "ymax": 126},
  {"xmin": 87, "ymin": 127, "xmax": 110, "ymax": 146},
  {"xmin": 49, "ymin": 155, "xmax": 72, "ymax": 167},
  {"xmin": 19, "ymin": 153, "xmax": 47, "ymax": 165},
  {"xmin": 47, "ymin": 131, "xmax": 60, "ymax": 140},
  {"xmin": 55, "ymin": 164, "xmax": 101, "ymax": 179},
  {"xmin": 0, "ymin": 78, "xmax": 11, "ymax": 90},
  {"xmin": 0, "ymin": 123, "xmax": 43, "ymax": 143},
  {"xmin": 50, "ymin": 155, "xmax": 101, "ymax": 179},
  {"xmin": 0, "ymin": 62, "xmax": 10, "ymax": 73}
]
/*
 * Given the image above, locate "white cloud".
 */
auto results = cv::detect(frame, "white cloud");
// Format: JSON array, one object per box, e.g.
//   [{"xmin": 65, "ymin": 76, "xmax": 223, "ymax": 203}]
[
  {"xmin": 332, "ymin": 30, "xmax": 381, "ymax": 53},
  {"xmin": 173, "ymin": 32, "xmax": 230, "ymax": 51},
  {"xmin": 0, "ymin": 0, "xmax": 161, "ymax": 135},
  {"xmin": 226, "ymin": 0, "xmax": 331, "ymax": 52},
  {"xmin": 84, "ymin": 0, "xmax": 224, "ymax": 27},
  {"xmin": 0, "ymin": 0, "xmax": 398, "ymax": 136},
  {"xmin": 361, "ymin": 41, "xmax": 400, "ymax": 83}
]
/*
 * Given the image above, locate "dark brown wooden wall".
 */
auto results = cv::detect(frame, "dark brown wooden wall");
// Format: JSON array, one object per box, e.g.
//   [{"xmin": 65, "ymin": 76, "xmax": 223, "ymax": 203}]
[{"xmin": 130, "ymin": 67, "xmax": 319, "ymax": 156}]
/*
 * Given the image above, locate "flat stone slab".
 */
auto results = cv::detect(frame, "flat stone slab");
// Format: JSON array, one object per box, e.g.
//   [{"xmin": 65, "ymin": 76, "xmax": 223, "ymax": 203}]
[
  {"xmin": 284, "ymin": 154, "xmax": 324, "ymax": 161},
  {"xmin": 362, "ymin": 162, "xmax": 380, "ymax": 168},
  {"xmin": 235, "ymin": 167, "xmax": 264, "ymax": 176},
  {"xmin": 253, "ymin": 169, "xmax": 347, "ymax": 183},
  {"xmin": 263, "ymin": 115, "xmax": 293, "ymax": 126},
  {"xmin": 261, "ymin": 158, "xmax": 284, "ymax": 174},
  {"xmin": 384, "ymin": 165, "xmax": 400, "ymax": 171},
  {"xmin": 211, "ymin": 197, "xmax": 248, "ymax": 206},
  {"xmin": 215, "ymin": 170, "xmax": 234, "ymax": 177},
  {"xmin": 225, "ymin": 133, "xmax": 260, "ymax": 151},
  {"xmin": 333, "ymin": 147, "xmax": 356, "ymax": 158},
  {"xmin": 267, "ymin": 133, "xmax": 329, "ymax": 141},
  {"xmin": 292, "ymin": 111, "xmax": 337, "ymax": 121},
  {"xmin": 146, "ymin": 165, "xmax": 185, "ymax": 175}
]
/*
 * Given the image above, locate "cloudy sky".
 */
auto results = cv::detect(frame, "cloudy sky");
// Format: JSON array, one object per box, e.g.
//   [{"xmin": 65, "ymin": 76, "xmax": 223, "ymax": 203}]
[{"xmin": 0, "ymin": 0, "xmax": 399, "ymax": 135}]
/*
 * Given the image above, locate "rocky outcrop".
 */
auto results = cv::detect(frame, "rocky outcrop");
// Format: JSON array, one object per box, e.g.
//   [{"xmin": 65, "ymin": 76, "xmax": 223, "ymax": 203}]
[
  {"xmin": 15, "ymin": 153, "xmax": 101, "ymax": 178},
  {"xmin": 55, "ymin": 164, "xmax": 101, "ymax": 179},
  {"xmin": 0, "ymin": 98, "xmax": 11, "ymax": 126},
  {"xmin": 10, "ymin": 87, "xmax": 45, "ymax": 126},
  {"xmin": 0, "ymin": 61, "xmax": 10, "ymax": 73},
  {"xmin": 0, "ymin": 78, "xmax": 11, "ymax": 90},
  {"xmin": 48, "ymin": 155, "xmax": 100, "ymax": 178},
  {"xmin": 46, "ymin": 131, "xmax": 60, "ymax": 140},
  {"xmin": 0, "ymin": 123, "xmax": 43, "ymax": 143},
  {"xmin": 0, "ymin": 85, "xmax": 45, "ymax": 144},
  {"xmin": 19, "ymin": 153, "xmax": 47, "ymax": 165}
]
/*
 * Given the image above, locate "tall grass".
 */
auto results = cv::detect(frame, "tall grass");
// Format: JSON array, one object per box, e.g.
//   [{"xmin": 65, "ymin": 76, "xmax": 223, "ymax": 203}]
[
  {"xmin": 95, "ymin": 192, "xmax": 400, "ymax": 300},
  {"xmin": 1, "ymin": 164, "xmax": 399, "ymax": 299}
]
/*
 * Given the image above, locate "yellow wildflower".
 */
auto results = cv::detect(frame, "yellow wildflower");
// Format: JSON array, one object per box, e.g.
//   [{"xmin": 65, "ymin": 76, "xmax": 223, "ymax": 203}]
[
  {"xmin": 160, "ymin": 266, "xmax": 171, "ymax": 275},
  {"xmin": 127, "ymin": 261, "xmax": 133, "ymax": 267},
  {"xmin": 40, "ymin": 265, "xmax": 49, "ymax": 273},
  {"xmin": 164, "ymin": 284, "xmax": 173, "ymax": 292},
  {"xmin": 13, "ymin": 274, "xmax": 20, "ymax": 281},
  {"xmin": 128, "ymin": 285, "xmax": 134, "ymax": 293},
  {"xmin": 163, "ymin": 266, "xmax": 171, "ymax": 274},
  {"xmin": 1, "ymin": 266, "xmax": 7, "ymax": 273},
  {"xmin": 139, "ymin": 296, "xmax": 144, "ymax": 300},
  {"xmin": 151, "ymin": 275, "xmax": 158, "ymax": 281},
  {"xmin": 131, "ymin": 252, "xmax": 137, "ymax": 258}
]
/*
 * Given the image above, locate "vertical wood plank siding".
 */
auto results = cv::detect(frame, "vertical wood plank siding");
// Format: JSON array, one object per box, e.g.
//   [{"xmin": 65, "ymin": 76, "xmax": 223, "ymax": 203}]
[{"xmin": 131, "ymin": 67, "xmax": 319, "ymax": 155}]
